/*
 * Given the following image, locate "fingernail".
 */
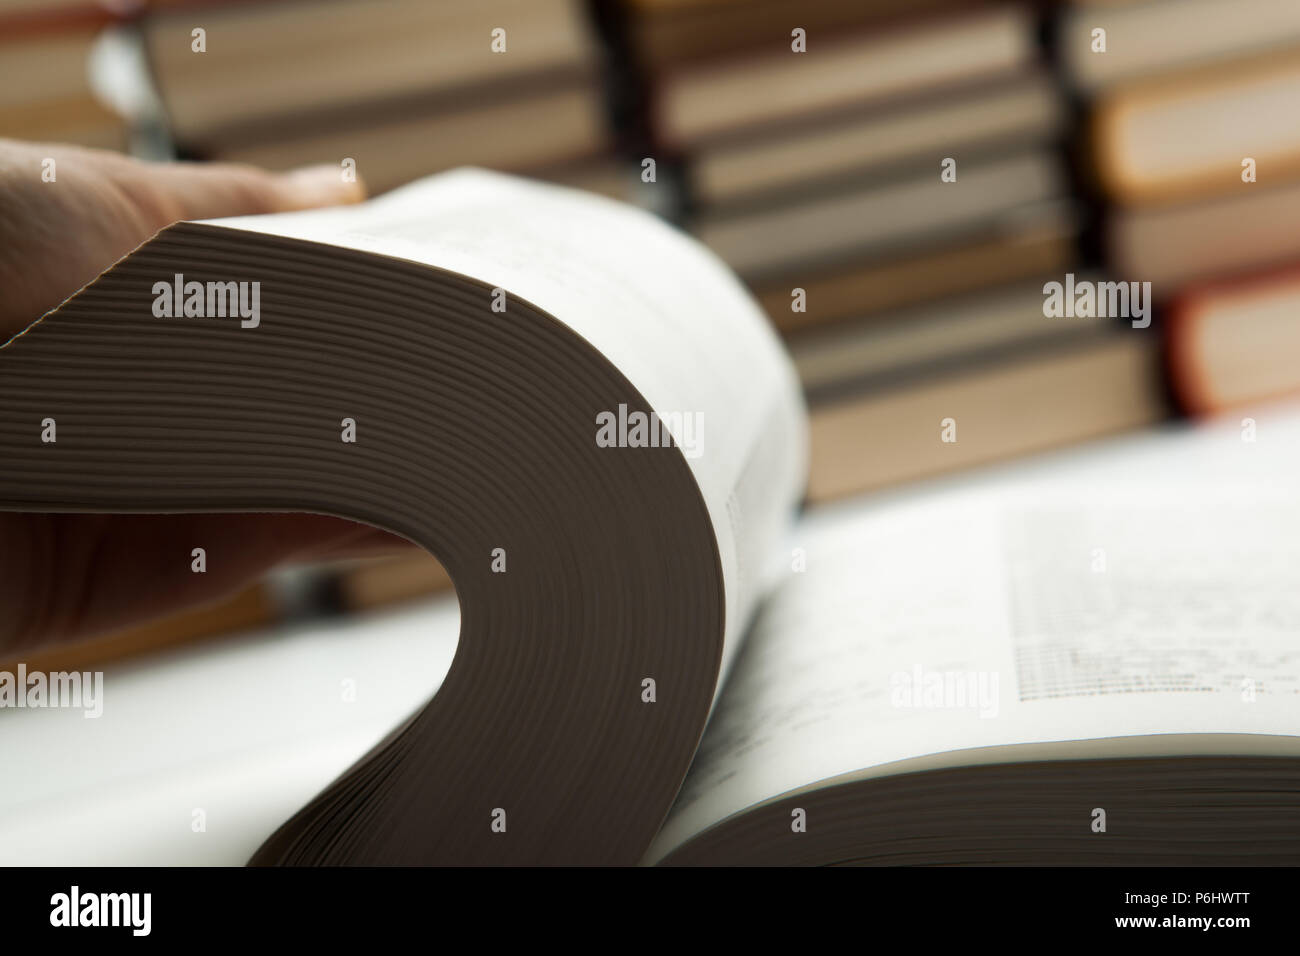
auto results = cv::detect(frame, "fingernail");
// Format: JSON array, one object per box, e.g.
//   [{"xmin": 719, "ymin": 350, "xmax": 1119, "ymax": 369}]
[{"xmin": 283, "ymin": 164, "xmax": 365, "ymax": 206}]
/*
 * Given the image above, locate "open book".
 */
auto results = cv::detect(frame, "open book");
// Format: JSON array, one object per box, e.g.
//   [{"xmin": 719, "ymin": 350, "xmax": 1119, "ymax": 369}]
[{"xmin": 2, "ymin": 170, "xmax": 1297, "ymax": 865}]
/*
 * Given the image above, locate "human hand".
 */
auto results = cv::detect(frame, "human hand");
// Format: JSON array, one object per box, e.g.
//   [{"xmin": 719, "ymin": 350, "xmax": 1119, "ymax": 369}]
[{"xmin": 0, "ymin": 139, "xmax": 408, "ymax": 653}]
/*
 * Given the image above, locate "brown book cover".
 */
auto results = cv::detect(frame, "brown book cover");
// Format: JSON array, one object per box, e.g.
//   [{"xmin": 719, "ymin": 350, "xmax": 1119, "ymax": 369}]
[
  {"xmin": 807, "ymin": 332, "xmax": 1166, "ymax": 501},
  {"xmin": 1092, "ymin": 50, "xmax": 1300, "ymax": 206},
  {"xmin": 142, "ymin": 0, "xmax": 601, "ymax": 145},
  {"xmin": 1167, "ymin": 267, "xmax": 1300, "ymax": 415},
  {"xmin": 649, "ymin": 5, "xmax": 1037, "ymax": 148},
  {"xmin": 622, "ymin": 0, "xmax": 995, "ymax": 68},
  {"xmin": 757, "ymin": 202, "xmax": 1076, "ymax": 335}
]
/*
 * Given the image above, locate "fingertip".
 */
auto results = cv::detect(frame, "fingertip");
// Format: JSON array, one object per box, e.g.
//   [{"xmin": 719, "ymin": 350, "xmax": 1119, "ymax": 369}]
[{"xmin": 280, "ymin": 164, "xmax": 368, "ymax": 210}]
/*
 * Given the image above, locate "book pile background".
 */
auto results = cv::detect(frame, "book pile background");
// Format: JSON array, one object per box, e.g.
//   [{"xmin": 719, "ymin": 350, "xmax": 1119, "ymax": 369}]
[
  {"xmin": 619, "ymin": 0, "xmax": 1168, "ymax": 502},
  {"xmin": 134, "ymin": 0, "xmax": 629, "ymax": 196},
  {"xmin": 0, "ymin": 0, "xmax": 132, "ymax": 150},
  {"xmin": 1061, "ymin": 0, "xmax": 1300, "ymax": 415}
]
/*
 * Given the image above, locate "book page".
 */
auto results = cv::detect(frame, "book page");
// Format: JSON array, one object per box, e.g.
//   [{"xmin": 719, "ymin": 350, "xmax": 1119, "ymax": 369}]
[
  {"xmin": 0, "ymin": 596, "xmax": 460, "ymax": 865},
  {"xmin": 204, "ymin": 169, "xmax": 806, "ymax": 683},
  {"xmin": 649, "ymin": 408, "xmax": 1300, "ymax": 860}
]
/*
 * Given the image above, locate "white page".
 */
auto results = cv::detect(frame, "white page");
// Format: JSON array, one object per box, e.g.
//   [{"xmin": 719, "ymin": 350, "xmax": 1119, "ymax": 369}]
[
  {"xmin": 649, "ymin": 407, "xmax": 1300, "ymax": 861},
  {"xmin": 0, "ymin": 597, "xmax": 459, "ymax": 865},
  {"xmin": 206, "ymin": 168, "xmax": 806, "ymax": 683}
]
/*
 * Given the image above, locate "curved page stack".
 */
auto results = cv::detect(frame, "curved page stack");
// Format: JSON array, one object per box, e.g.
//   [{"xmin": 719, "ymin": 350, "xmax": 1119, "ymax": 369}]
[{"xmin": 0, "ymin": 170, "xmax": 806, "ymax": 865}]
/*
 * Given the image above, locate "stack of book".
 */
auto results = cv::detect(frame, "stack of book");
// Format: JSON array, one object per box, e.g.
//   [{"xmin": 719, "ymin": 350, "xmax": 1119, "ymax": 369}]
[
  {"xmin": 138, "ymin": 0, "xmax": 627, "ymax": 195},
  {"xmin": 626, "ymin": 0, "xmax": 1166, "ymax": 501},
  {"xmin": 1062, "ymin": 0, "xmax": 1300, "ymax": 414},
  {"xmin": 0, "ymin": 1, "xmax": 131, "ymax": 150}
]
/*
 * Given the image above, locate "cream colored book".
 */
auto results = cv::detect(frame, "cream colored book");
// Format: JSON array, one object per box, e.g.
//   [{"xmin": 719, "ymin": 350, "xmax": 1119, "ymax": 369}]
[
  {"xmin": 0, "ymin": 23, "xmax": 130, "ymax": 151},
  {"xmin": 142, "ymin": 0, "xmax": 598, "ymax": 144},
  {"xmin": 1093, "ymin": 52, "xmax": 1300, "ymax": 205},
  {"xmin": 694, "ymin": 149, "xmax": 1065, "ymax": 279},
  {"xmin": 210, "ymin": 82, "xmax": 609, "ymax": 195},
  {"xmin": 654, "ymin": 5, "xmax": 1035, "ymax": 146},
  {"xmin": 1061, "ymin": 0, "xmax": 1300, "ymax": 91},
  {"xmin": 692, "ymin": 71, "xmax": 1064, "ymax": 207},
  {"xmin": 1109, "ymin": 178, "xmax": 1300, "ymax": 295},
  {"xmin": 805, "ymin": 331, "xmax": 1166, "ymax": 501}
]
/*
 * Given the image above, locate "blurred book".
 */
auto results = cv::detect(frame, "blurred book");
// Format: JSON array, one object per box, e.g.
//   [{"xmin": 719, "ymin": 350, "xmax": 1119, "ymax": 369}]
[
  {"xmin": 795, "ymin": 277, "xmax": 1113, "ymax": 395},
  {"xmin": 1110, "ymin": 176, "xmax": 1300, "ymax": 296},
  {"xmin": 140, "ymin": 0, "xmax": 616, "ymax": 192},
  {"xmin": 807, "ymin": 335, "xmax": 1162, "ymax": 501},
  {"xmin": 1060, "ymin": 0, "xmax": 1300, "ymax": 92},
  {"xmin": 620, "ymin": 0, "xmax": 982, "ymax": 69},
  {"xmin": 6, "ymin": 550, "xmax": 451, "ymax": 673},
  {"xmin": 0, "ymin": 3, "xmax": 131, "ymax": 150},
  {"xmin": 756, "ymin": 201, "xmax": 1076, "ymax": 335},
  {"xmin": 694, "ymin": 149, "xmax": 1066, "ymax": 280},
  {"xmin": 210, "ymin": 89, "xmax": 614, "ymax": 196},
  {"xmin": 799, "ymin": 279, "xmax": 1166, "ymax": 501},
  {"xmin": 330, "ymin": 551, "xmax": 452, "ymax": 611},
  {"xmin": 1091, "ymin": 53, "xmax": 1300, "ymax": 206},
  {"xmin": 631, "ymin": 0, "xmax": 1080, "ymax": 347},
  {"xmin": 1064, "ymin": 0, "xmax": 1300, "ymax": 311},
  {"xmin": 1168, "ymin": 268, "xmax": 1300, "ymax": 415},
  {"xmin": 3, "ymin": 577, "xmax": 276, "ymax": 674},
  {"xmin": 690, "ymin": 70, "xmax": 1064, "ymax": 207},
  {"xmin": 615, "ymin": 0, "xmax": 1171, "ymax": 503},
  {"xmin": 142, "ymin": 0, "xmax": 596, "ymax": 140},
  {"xmin": 0, "ymin": 0, "xmax": 128, "ymax": 13},
  {"xmin": 651, "ymin": 5, "xmax": 1035, "ymax": 147}
]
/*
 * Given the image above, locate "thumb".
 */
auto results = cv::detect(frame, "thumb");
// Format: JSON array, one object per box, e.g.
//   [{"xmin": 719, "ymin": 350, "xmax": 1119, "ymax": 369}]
[
  {"xmin": 0, "ymin": 142, "xmax": 368, "ymax": 336},
  {"xmin": 130, "ymin": 160, "xmax": 367, "ymax": 223}
]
